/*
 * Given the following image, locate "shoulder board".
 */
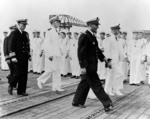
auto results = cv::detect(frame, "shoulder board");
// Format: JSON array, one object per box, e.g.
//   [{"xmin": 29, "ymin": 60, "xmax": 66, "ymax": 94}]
[
  {"xmin": 79, "ymin": 33, "xmax": 86, "ymax": 39},
  {"xmin": 79, "ymin": 31, "xmax": 86, "ymax": 35}
]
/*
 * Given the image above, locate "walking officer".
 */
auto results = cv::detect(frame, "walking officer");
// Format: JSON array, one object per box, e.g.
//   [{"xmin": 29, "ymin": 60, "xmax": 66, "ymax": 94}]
[
  {"xmin": 8, "ymin": 19, "xmax": 30, "ymax": 96},
  {"xmin": 72, "ymin": 17, "xmax": 113, "ymax": 113},
  {"xmin": 3, "ymin": 24, "xmax": 17, "ymax": 89}
]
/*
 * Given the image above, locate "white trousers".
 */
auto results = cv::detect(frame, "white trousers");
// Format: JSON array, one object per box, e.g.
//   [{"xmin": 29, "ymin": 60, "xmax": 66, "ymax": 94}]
[
  {"xmin": 60, "ymin": 56, "xmax": 71, "ymax": 75},
  {"xmin": 41, "ymin": 54, "xmax": 45, "ymax": 72},
  {"xmin": 28, "ymin": 60, "xmax": 32, "ymax": 71},
  {"xmin": 33, "ymin": 52, "xmax": 43, "ymax": 73},
  {"xmin": 70, "ymin": 58, "xmax": 80, "ymax": 76},
  {"xmin": 129, "ymin": 57, "xmax": 141, "ymax": 84},
  {"xmin": 37, "ymin": 57, "xmax": 62, "ymax": 90},
  {"xmin": 119, "ymin": 61, "xmax": 129, "ymax": 80},
  {"xmin": 97, "ymin": 61, "xmax": 106, "ymax": 79},
  {"xmin": 139, "ymin": 63, "xmax": 146, "ymax": 82},
  {"xmin": 28, "ymin": 53, "xmax": 33, "ymax": 71},
  {"xmin": 1, "ymin": 54, "xmax": 8, "ymax": 70},
  {"xmin": 104, "ymin": 64, "xmax": 124, "ymax": 93},
  {"xmin": 148, "ymin": 67, "xmax": 150, "ymax": 84}
]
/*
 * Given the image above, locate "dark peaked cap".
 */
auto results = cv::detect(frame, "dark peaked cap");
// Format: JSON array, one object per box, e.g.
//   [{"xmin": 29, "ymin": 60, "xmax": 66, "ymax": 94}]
[
  {"xmin": 17, "ymin": 19, "xmax": 28, "ymax": 25},
  {"xmin": 111, "ymin": 24, "xmax": 121, "ymax": 30},
  {"xmin": 9, "ymin": 24, "xmax": 17, "ymax": 29},
  {"xmin": 86, "ymin": 17, "xmax": 100, "ymax": 26}
]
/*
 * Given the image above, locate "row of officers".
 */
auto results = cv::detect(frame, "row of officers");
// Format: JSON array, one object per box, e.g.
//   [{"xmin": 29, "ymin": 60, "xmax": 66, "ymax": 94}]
[{"xmin": 1, "ymin": 16, "xmax": 150, "ymax": 112}]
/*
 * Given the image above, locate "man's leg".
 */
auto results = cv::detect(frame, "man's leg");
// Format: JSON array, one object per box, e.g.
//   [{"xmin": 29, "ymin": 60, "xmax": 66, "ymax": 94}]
[
  {"xmin": 6, "ymin": 62, "xmax": 12, "ymax": 84},
  {"xmin": 104, "ymin": 68, "xmax": 113, "ymax": 94},
  {"xmin": 113, "ymin": 65, "xmax": 124, "ymax": 92},
  {"xmin": 52, "ymin": 69, "xmax": 62, "ymax": 91},
  {"xmin": 52, "ymin": 57, "xmax": 64, "ymax": 91},
  {"xmin": 72, "ymin": 74, "xmax": 90, "ymax": 105},
  {"xmin": 17, "ymin": 60, "xmax": 28, "ymax": 95},
  {"xmin": 9, "ymin": 62, "xmax": 20, "ymax": 95},
  {"xmin": 86, "ymin": 71, "xmax": 112, "ymax": 108},
  {"xmin": 37, "ymin": 72, "xmax": 52, "ymax": 84}
]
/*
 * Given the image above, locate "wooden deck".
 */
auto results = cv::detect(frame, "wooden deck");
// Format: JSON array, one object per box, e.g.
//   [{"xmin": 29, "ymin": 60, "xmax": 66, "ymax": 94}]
[
  {"xmin": 1, "ymin": 83, "xmax": 146, "ymax": 119},
  {"xmin": 0, "ymin": 70, "xmax": 150, "ymax": 119}
]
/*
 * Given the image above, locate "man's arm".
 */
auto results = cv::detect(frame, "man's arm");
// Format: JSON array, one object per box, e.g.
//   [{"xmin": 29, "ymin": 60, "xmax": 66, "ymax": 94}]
[
  {"xmin": 3, "ymin": 37, "xmax": 10, "ymax": 61},
  {"xmin": 8, "ymin": 31, "xmax": 17, "ymax": 62},
  {"xmin": 25, "ymin": 32, "xmax": 31, "ymax": 59},
  {"xmin": 78, "ymin": 33, "xmax": 88, "ymax": 68}
]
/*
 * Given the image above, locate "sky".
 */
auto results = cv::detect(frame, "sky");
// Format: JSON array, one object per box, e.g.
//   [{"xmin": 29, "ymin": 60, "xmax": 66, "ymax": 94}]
[{"xmin": 0, "ymin": 0, "xmax": 150, "ymax": 37}]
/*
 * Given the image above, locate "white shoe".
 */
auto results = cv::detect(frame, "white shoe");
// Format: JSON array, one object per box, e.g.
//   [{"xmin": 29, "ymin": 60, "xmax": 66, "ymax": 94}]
[
  {"xmin": 114, "ymin": 91, "xmax": 124, "ymax": 96},
  {"xmin": 37, "ymin": 81, "xmax": 43, "ymax": 89},
  {"xmin": 54, "ymin": 88, "xmax": 65, "ymax": 92},
  {"xmin": 107, "ymin": 92, "xmax": 115, "ymax": 96}
]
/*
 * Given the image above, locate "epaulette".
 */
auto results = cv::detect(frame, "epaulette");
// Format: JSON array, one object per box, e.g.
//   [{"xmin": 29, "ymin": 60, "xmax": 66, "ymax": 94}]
[
  {"xmin": 83, "ymin": 32, "xmax": 86, "ymax": 34},
  {"xmin": 79, "ymin": 32, "xmax": 86, "ymax": 36}
]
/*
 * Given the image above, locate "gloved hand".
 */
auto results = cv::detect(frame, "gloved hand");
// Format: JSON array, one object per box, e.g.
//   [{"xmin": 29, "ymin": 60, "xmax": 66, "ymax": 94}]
[{"xmin": 12, "ymin": 58, "xmax": 17, "ymax": 62}]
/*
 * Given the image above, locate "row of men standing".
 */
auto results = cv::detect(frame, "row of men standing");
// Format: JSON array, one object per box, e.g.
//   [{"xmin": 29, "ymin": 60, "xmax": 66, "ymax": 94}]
[{"xmin": 88, "ymin": 26, "xmax": 150, "ymax": 99}]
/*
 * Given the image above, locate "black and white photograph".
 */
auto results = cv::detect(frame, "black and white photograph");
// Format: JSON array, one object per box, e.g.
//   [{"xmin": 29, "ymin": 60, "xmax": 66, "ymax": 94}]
[{"xmin": 0, "ymin": 0, "xmax": 150, "ymax": 118}]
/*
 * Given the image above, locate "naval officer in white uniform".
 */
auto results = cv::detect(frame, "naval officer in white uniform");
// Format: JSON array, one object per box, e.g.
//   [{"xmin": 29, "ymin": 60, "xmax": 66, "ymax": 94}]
[{"xmin": 37, "ymin": 16, "xmax": 64, "ymax": 92}]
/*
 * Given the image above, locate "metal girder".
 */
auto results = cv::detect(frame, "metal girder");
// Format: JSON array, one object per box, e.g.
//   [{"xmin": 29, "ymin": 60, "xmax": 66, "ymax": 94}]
[{"xmin": 49, "ymin": 14, "xmax": 87, "ymax": 28}]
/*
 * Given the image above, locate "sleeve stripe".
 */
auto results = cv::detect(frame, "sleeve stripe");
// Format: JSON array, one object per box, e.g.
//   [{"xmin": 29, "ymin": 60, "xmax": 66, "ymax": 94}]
[{"xmin": 9, "ymin": 52, "xmax": 16, "ymax": 57}]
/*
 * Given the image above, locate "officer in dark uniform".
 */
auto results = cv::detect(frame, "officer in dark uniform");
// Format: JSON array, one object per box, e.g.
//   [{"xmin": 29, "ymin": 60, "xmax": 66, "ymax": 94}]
[
  {"xmin": 72, "ymin": 17, "xmax": 113, "ymax": 112},
  {"xmin": 3, "ymin": 25, "xmax": 17, "ymax": 90},
  {"xmin": 8, "ymin": 19, "xmax": 30, "ymax": 96}
]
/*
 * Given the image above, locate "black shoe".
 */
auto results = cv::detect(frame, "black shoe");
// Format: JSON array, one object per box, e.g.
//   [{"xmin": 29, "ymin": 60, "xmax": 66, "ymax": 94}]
[
  {"xmin": 130, "ymin": 83, "xmax": 136, "ymax": 86},
  {"xmin": 71, "ymin": 76, "xmax": 76, "ymax": 78},
  {"xmin": 135, "ymin": 84, "xmax": 140, "ymax": 86},
  {"xmin": 72, "ymin": 102, "xmax": 86, "ymax": 108},
  {"xmin": 140, "ymin": 81, "xmax": 144, "ymax": 84},
  {"xmin": 63, "ymin": 75, "xmax": 67, "ymax": 77},
  {"xmin": 17, "ymin": 93, "xmax": 29, "ymax": 96},
  {"xmin": 123, "ymin": 80, "xmax": 128, "ymax": 84},
  {"xmin": 37, "ymin": 73, "xmax": 41, "ymax": 75},
  {"xmin": 104, "ymin": 105, "xmax": 113, "ymax": 113},
  {"xmin": 67, "ymin": 73, "xmax": 72, "ymax": 76},
  {"xmin": 8, "ymin": 85, "xmax": 13, "ymax": 95},
  {"xmin": 42, "ymin": 71, "xmax": 45, "ymax": 73}
]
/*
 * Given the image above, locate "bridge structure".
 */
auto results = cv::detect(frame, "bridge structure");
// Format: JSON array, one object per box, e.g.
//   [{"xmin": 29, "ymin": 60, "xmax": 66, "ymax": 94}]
[{"xmin": 49, "ymin": 14, "xmax": 87, "ymax": 31}]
